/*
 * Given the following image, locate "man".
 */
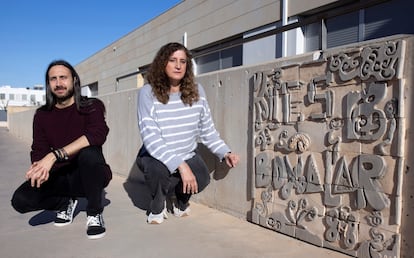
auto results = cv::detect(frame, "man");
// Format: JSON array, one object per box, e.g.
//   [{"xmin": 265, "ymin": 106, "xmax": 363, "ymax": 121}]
[{"xmin": 11, "ymin": 60, "xmax": 112, "ymax": 239}]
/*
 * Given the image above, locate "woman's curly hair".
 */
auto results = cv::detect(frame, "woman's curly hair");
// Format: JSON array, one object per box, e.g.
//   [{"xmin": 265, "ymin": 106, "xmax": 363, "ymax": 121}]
[{"xmin": 146, "ymin": 42, "xmax": 199, "ymax": 105}]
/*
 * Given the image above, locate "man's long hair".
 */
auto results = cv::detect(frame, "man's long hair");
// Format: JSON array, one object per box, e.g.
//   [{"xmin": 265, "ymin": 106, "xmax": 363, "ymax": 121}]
[
  {"xmin": 146, "ymin": 42, "xmax": 199, "ymax": 105},
  {"xmin": 41, "ymin": 60, "xmax": 96, "ymax": 112}
]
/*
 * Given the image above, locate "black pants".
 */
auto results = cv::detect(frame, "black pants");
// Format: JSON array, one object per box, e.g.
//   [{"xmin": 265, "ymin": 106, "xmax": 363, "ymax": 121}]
[
  {"xmin": 11, "ymin": 146, "xmax": 112, "ymax": 216},
  {"xmin": 136, "ymin": 152, "xmax": 210, "ymax": 214}
]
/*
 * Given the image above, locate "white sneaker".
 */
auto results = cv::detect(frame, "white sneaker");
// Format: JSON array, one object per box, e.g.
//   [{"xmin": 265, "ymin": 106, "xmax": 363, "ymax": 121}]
[
  {"xmin": 173, "ymin": 206, "xmax": 191, "ymax": 217},
  {"xmin": 86, "ymin": 214, "xmax": 106, "ymax": 240},
  {"xmin": 147, "ymin": 208, "xmax": 168, "ymax": 224}
]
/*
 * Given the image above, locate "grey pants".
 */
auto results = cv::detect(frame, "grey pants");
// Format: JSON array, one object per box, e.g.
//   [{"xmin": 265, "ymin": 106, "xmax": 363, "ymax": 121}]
[{"xmin": 136, "ymin": 151, "xmax": 210, "ymax": 214}]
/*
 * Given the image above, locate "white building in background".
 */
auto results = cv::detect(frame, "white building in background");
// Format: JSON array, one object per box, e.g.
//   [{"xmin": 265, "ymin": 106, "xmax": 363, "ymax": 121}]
[{"xmin": 0, "ymin": 85, "xmax": 46, "ymax": 110}]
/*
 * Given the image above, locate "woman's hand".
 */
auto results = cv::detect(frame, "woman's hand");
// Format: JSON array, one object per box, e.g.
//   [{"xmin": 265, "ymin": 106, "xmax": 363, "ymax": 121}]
[
  {"xmin": 25, "ymin": 152, "xmax": 56, "ymax": 188},
  {"xmin": 224, "ymin": 152, "xmax": 240, "ymax": 168},
  {"xmin": 178, "ymin": 162, "xmax": 198, "ymax": 194}
]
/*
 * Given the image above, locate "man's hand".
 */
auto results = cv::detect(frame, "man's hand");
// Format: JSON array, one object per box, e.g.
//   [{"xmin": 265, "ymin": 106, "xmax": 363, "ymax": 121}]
[
  {"xmin": 178, "ymin": 162, "xmax": 198, "ymax": 194},
  {"xmin": 25, "ymin": 152, "xmax": 56, "ymax": 188}
]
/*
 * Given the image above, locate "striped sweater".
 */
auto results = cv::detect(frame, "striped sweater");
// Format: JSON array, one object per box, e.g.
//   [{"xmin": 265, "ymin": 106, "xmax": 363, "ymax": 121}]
[{"xmin": 137, "ymin": 83, "xmax": 230, "ymax": 173}]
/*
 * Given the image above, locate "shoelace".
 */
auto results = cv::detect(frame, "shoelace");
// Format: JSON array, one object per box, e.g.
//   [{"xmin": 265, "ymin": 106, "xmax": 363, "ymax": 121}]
[
  {"xmin": 87, "ymin": 215, "xmax": 102, "ymax": 227},
  {"xmin": 56, "ymin": 211, "xmax": 70, "ymax": 220},
  {"xmin": 56, "ymin": 202, "xmax": 75, "ymax": 220}
]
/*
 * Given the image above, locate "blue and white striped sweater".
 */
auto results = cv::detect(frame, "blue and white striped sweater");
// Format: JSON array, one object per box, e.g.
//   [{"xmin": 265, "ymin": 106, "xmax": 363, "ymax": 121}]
[{"xmin": 137, "ymin": 83, "xmax": 230, "ymax": 173}]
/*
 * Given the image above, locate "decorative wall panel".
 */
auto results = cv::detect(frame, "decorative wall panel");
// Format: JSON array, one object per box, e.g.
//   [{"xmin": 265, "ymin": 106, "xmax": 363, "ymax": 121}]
[{"xmin": 250, "ymin": 40, "xmax": 406, "ymax": 257}]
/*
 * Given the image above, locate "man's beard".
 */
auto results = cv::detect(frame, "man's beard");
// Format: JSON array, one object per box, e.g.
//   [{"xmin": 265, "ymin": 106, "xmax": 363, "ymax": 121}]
[{"xmin": 53, "ymin": 87, "xmax": 75, "ymax": 103}]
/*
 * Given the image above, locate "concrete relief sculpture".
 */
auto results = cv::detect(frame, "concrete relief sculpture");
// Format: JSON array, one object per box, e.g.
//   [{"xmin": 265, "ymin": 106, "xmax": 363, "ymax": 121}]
[{"xmin": 251, "ymin": 39, "xmax": 405, "ymax": 257}]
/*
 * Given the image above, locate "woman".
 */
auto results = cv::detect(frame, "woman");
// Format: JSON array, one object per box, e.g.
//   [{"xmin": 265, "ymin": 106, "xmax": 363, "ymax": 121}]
[
  {"xmin": 137, "ymin": 43, "xmax": 239, "ymax": 224},
  {"xmin": 136, "ymin": 42, "xmax": 240, "ymax": 224}
]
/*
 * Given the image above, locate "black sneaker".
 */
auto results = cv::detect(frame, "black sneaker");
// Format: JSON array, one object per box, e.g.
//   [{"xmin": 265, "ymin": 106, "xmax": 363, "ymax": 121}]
[
  {"xmin": 86, "ymin": 214, "xmax": 106, "ymax": 239},
  {"xmin": 54, "ymin": 198, "xmax": 78, "ymax": 227}
]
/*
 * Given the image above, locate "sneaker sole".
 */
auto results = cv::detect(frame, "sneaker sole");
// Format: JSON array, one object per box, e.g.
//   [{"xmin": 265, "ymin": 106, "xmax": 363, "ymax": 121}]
[
  {"xmin": 148, "ymin": 220, "xmax": 163, "ymax": 224},
  {"xmin": 174, "ymin": 213, "xmax": 190, "ymax": 218},
  {"xmin": 147, "ymin": 217, "xmax": 165, "ymax": 224},
  {"xmin": 87, "ymin": 232, "xmax": 106, "ymax": 240},
  {"xmin": 54, "ymin": 221, "xmax": 72, "ymax": 227}
]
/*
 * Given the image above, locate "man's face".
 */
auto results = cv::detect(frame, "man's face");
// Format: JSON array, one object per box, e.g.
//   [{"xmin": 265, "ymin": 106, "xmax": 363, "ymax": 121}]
[{"xmin": 48, "ymin": 65, "xmax": 74, "ymax": 102}]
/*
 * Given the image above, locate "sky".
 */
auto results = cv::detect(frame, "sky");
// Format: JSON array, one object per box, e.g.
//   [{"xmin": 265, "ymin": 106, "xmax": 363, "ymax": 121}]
[{"xmin": 0, "ymin": 0, "xmax": 182, "ymax": 88}]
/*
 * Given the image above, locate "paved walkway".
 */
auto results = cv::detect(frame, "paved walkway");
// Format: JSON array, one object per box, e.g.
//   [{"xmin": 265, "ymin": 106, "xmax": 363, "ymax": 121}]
[{"xmin": 0, "ymin": 126, "xmax": 347, "ymax": 258}]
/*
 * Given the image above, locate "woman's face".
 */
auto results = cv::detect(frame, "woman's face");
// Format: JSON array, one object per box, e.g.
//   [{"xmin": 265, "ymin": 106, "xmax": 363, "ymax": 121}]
[{"xmin": 165, "ymin": 49, "xmax": 187, "ymax": 86}]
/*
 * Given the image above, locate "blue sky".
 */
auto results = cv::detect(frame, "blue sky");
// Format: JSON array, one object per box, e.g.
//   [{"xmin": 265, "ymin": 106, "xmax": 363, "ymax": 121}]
[{"xmin": 0, "ymin": 0, "xmax": 181, "ymax": 88}]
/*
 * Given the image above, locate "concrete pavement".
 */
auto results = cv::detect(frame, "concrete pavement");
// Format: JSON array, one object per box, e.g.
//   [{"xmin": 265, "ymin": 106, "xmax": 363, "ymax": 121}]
[{"xmin": 0, "ymin": 126, "xmax": 347, "ymax": 258}]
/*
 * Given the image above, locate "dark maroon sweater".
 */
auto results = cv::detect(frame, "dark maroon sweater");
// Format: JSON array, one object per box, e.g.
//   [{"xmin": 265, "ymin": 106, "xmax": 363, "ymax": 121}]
[{"xmin": 30, "ymin": 99, "xmax": 109, "ymax": 164}]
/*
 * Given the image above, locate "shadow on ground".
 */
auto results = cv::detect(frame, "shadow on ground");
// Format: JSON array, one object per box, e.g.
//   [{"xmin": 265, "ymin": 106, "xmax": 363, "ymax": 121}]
[{"xmin": 123, "ymin": 161, "xmax": 151, "ymax": 212}]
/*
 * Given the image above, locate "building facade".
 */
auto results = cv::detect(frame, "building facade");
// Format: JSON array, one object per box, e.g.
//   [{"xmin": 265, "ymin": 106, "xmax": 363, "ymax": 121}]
[
  {"xmin": 0, "ymin": 85, "xmax": 45, "ymax": 109},
  {"xmin": 0, "ymin": 85, "xmax": 45, "ymax": 122},
  {"xmin": 75, "ymin": 0, "xmax": 413, "ymax": 97}
]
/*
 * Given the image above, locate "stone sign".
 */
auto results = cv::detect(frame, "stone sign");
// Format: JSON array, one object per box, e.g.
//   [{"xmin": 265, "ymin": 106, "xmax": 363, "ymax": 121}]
[{"xmin": 251, "ymin": 39, "xmax": 405, "ymax": 257}]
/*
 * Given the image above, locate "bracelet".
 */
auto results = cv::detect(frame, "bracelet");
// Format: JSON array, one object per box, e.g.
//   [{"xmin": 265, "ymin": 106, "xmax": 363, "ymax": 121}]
[
  {"xmin": 52, "ymin": 149, "xmax": 60, "ymax": 161},
  {"xmin": 60, "ymin": 148, "xmax": 69, "ymax": 161},
  {"xmin": 52, "ymin": 148, "xmax": 69, "ymax": 162}
]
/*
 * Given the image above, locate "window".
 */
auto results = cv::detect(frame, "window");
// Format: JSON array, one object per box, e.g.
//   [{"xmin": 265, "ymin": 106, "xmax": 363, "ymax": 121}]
[
  {"xmin": 81, "ymin": 82, "xmax": 98, "ymax": 97},
  {"xmin": 9, "ymin": 94, "xmax": 14, "ymax": 100},
  {"xmin": 304, "ymin": 22, "xmax": 321, "ymax": 52},
  {"xmin": 0, "ymin": 93, "xmax": 5, "ymax": 100},
  {"xmin": 30, "ymin": 95, "xmax": 36, "ymax": 105},
  {"xmin": 221, "ymin": 47, "xmax": 242, "ymax": 70},
  {"xmin": 304, "ymin": 0, "xmax": 414, "ymax": 51},
  {"xmin": 195, "ymin": 52, "xmax": 219, "ymax": 74},
  {"xmin": 326, "ymin": 11, "xmax": 359, "ymax": 49},
  {"xmin": 195, "ymin": 45, "xmax": 242, "ymax": 74},
  {"xmin": 364, "ymin": 0, "xmax": 414, "ymax": 40},
  {"xmin": 89, "ymin": 82, "xmax": 98, "ymax": 96}
]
